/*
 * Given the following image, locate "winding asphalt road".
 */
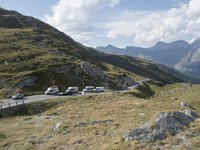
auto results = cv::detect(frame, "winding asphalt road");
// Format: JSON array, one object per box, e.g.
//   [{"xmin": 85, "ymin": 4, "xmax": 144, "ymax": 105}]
[
  {"xmin": 0, "ymin": 92, "xmax": 103, "ymax": 109},
  {"xmin": 0, "ymin": 78, "xmax": 151, "ymax": 109}
]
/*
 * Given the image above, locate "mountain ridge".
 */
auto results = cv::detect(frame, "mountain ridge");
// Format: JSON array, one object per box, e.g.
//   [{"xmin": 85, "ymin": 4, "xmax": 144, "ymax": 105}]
[{"xmin": 96, "ymin": 40, "xmax": 200, "ymax": 78}]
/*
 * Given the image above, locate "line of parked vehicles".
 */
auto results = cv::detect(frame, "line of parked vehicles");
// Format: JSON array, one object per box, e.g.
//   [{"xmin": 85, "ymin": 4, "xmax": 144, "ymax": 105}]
[
  {"xmin": 45, "ymin": 86, "xmax": 105, "ymax": 95},
  {"xmin": 11, "ymin": 86, "xmax": 104, "ymax": 100},
  {"xmin": 11, "ymin": 78, "xmax": 150, "ymax": 100}
]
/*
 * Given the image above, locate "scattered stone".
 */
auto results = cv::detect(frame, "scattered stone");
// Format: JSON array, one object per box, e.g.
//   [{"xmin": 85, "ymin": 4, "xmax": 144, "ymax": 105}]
[
  {"xmin": 171, "ymin": 97, "xmax": 178, "ymax": 100},
  {"xmin": 76, "ymin": 120, "xmax": 113, "ymax": 127},
  {"xmin": 95, "ymin": 130, "xmax": 107, "ymax": 136},
  {"xmin": 138, "ymin": 113, "xmax": 145, "ymax": 117},
  {"xmin": 53, "ymin": 122, "xmax": 62, "ymax": 132},
  {"xmin": 45, "ymin": 122, "xmax": 62, "ymax": 139},
  {"xmin": 124, "ymin": 110, "xmax": 198, "ymax": 142},
  {"xmin": 73, "ymin": 139, "xmax": 84, "ymax": 145},
  {"xmin": 179, "ymin": 102, "xmax": 193, "ymax": 109},
  {"xmin": 45, "ymin": 116, "xmax": 52, "ymax": 119}
]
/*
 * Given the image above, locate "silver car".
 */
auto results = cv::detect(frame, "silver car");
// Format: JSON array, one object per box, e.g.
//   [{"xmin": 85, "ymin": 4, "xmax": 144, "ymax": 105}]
[{"xmin": 12, "ymin": 93, "xmax": 24, "ymax": 100}]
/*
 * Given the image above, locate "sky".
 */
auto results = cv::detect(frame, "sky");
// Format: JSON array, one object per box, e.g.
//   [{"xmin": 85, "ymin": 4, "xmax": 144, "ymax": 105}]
[{"xmin": 1, "ymin": 0, "xmax": 200, "ymax": 48}]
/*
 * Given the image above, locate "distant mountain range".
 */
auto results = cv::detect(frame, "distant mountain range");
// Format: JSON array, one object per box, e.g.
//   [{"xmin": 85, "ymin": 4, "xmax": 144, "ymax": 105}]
[{"xmin": 96, "ymin": 39, "xmax": 200, "ymax": 78}]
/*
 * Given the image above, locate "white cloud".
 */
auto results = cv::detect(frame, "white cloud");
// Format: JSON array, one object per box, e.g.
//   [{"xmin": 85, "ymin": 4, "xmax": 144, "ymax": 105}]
[
  {"xmin": 45, "ymin": 0, "xmax": 119, "ymax": 45},
  {"xmin": 45, "ymin": 0, "xmax": 200, "ymax": 47},
  {"xmin": 105, "ymin": 0, "xmax": 200, "ymax": 46}
]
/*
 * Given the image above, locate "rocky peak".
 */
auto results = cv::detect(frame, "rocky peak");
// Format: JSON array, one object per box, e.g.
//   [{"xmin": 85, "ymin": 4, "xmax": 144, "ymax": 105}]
[
  {"xmin": 153, "ymin": 40, "xmax": 190, "ymax": 50},
  {"xmin": 155, "ymin": 41, "xmax": 167, "ymax": 46},
  {"xmin": 191, "ymin": 38, "xmax": 200, "ymax": 49}
]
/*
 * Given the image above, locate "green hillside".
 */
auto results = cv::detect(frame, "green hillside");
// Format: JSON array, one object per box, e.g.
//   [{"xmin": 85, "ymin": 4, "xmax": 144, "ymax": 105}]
[{"xmin": 0, "ymin": 8, "xmax": 187, "ymax": 98}]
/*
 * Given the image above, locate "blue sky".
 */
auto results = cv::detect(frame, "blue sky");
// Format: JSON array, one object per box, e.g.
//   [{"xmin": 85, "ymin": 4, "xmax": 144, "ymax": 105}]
[
  {"xmin": 0, "ymin": 0, "xmax": 188, "ymax": 17},
  {"xmin": 1, "ymin": 0, "xmax": 200, "ymax": 48},
  {"xmin": 0, "ymin": 0, "xmax": 56, "ymax": 18}
]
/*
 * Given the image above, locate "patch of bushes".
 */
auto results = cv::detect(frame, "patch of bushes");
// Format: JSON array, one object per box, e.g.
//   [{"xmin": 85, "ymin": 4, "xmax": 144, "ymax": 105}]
[
  {"xmin": 138, "ymin": 83, "xmax": 155, "ymax": 98},
  {"xmin": 0, "ymin": 133, "xmax": 6, "ymax": 139}
]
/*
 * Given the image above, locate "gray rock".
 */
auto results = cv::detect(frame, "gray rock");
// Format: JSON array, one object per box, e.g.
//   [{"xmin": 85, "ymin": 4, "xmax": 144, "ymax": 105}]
[
  {"xmin": 180, "ymin": 102, "xmax": 193, "ymax": 109},
  {"xmin": 125, "ymin": 128, "xmax": 151, "ymax": 141},
  {"xmin": 80, "ymin": 62, "xmax": 135, "ymax": 89},
  {"xmin": 80, "ymin": 62, "xmax": 105, "ymax": 81},
  {"xmin": 124, "ymin": 110, "xmax": 198, "ymax": 142},
  {"xmin": 9, "ymin": 76, "xmax": 37, "ymax": 94},
  {"xmin": 108, "ymin": 76, "xmax": 136, "ymax": 88},
  {"xmin": 184, "ymin": 109, "xmax": 198, "ymax": 119}
]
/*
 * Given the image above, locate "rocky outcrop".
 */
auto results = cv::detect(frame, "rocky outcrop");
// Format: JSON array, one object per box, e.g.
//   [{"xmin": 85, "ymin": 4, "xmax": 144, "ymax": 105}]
[
  {"xmin": 9, "ymin": 76, "xmax": 37, "ymax": 94},
  {"xmin": 124, "ymin": 109, "xmax": 198, "ymax": 142},
  {"xmin": 108, "ymin": 76, "xmax": 135, "ymax": 88},
  {"xmin": 80, "ymin": 62, "xmax": 135, "ymax": 89},
  {"xmin": 80, "ymin": 62, "xmax": 105, "ymax": 80},
  {"xmin": 52, "ymin": 63, "xmax": 135, "ymax": 89}
]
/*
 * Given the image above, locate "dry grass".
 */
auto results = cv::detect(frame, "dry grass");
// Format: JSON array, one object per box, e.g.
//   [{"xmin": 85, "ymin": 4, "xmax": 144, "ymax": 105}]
[{"xmin": 0, "ymin": 84, "xmax": 200, "ymax": 150}]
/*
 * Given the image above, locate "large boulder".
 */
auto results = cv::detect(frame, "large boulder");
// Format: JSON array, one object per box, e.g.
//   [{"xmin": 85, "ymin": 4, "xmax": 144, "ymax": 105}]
[{"xmin": 124, "ymin": 110, "xmax": 198, "ymax": 142}]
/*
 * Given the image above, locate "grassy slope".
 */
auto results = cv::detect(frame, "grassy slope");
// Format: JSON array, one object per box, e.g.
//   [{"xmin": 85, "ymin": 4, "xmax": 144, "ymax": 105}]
[
  {"xmin": 0, "ymin": 27, "xmax": 185, "ymax": 98},
  {"xmin": 91, "ymin": 53, "xmax": 184, "ymax": 84},
  {"xmin": 0, "ymin": 83, "xmax": 200, "ymax": 150}
]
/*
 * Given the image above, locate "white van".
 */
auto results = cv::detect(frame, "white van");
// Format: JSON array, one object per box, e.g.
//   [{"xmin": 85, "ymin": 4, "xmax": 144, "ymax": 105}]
[
  {"xmin": 66, "ymin": 87, "xmax": 79, "ymax": 93},
  {"xmin": 94, "ymin": 87, "xmax": 105, "ymax": 92},
  {"xmin": 82, "ymin": 86, "xmax": 95, "ymax": 93},
  {"xmin": 45, "ymin": 86, "xmax": 59, "ymax": 95}
]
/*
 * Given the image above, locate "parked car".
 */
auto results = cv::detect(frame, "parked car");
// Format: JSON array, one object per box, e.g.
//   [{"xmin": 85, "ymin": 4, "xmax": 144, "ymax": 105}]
[
  {"xmin": 45, "ymin": 86, "xmax": 59, "ymax": 95},
  {"xmin": 94, "ymin": 87, "xmax": 105, "ymax": 92},
  {"xmin": 63, "ymin": 89, "xmax": 73, "ymax": 95},
  {"xmin": 83, "ymin": 86, "xmax": 95, "ymax": 92},
  {"xmin": 12, "ymin": 93, "xmax": 24, "ymax": 100}
]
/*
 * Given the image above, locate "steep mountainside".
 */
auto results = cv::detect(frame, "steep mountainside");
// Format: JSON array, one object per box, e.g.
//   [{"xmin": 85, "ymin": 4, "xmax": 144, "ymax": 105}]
[
  {"xmin": 97, "ymin": 40, "xmax": 200, "ymax": 78},
  {"xmin": 176, "ymin": 48, "xmax": 200, "ymax": 77},
  {"xmin": 148, "ymin": 40, "xmax": 192, "ymax": 66},
  {"xmin": 191, "ymin": 38, "xmax": 200, "ymax": 49},
  {"xmin": 0, "ymin": 8, "xmax": 187, "ymax": 98}
]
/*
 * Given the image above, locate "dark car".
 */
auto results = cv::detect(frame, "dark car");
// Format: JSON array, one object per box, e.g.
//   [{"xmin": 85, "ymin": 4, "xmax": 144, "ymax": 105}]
[
  {"xmin": 63, "ymin": 89, "xmax": 73, "ymax": 95},
  {"xmin": 12, "ymin": 93, "xmax": 24, "ymax": 100}
]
